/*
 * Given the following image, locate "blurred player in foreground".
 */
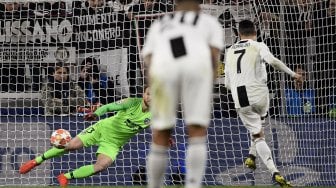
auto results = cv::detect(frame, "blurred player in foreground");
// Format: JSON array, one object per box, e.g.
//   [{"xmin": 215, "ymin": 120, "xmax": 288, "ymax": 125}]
[
  {"xmin": 20, "ymin": 87, "xmax": 152, "ymax": 187},
  {"xmin": 142, "ymin": 0, "xmax": 224, "ymax": 186},
  {"xmin": 225, "ymin": 20, "xmax": 302, "ymax": 187}
]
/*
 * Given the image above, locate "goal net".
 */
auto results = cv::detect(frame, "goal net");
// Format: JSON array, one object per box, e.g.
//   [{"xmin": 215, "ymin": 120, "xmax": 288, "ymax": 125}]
[{"xmin": 0, "ymin": 0, "xmax": 335, "ymax": 186}]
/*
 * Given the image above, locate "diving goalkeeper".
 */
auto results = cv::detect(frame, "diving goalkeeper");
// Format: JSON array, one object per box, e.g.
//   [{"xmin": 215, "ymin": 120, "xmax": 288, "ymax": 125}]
[{"xmin": 19, "ymin": 87, "xmax": 151, "ymax": 187}]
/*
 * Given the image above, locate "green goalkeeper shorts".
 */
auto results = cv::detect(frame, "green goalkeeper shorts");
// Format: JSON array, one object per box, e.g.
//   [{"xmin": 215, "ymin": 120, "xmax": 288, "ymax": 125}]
[{"xmin": 78, "ymin": 121, "xmax": 121, "ymax": 161}]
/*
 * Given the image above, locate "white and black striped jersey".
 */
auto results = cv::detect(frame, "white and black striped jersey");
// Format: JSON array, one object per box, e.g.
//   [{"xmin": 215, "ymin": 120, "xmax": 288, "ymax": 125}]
[
  {"xmin": 142, "ymin": 11, "xmax": 224, "ymax": 64},
  {"xmin": 225, "ymin": 39, "xmax": 296, "ymax": 108}
]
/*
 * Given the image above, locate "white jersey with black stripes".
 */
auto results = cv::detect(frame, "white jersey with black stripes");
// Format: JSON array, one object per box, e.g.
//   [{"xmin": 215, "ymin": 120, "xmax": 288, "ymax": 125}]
[
  {"xmin": 142, "ymin": 11, "xmax": 224, "ymax": 65},
  {"xmin": 142, "ymin": 11, "xmax": 224, "ymax": 130},
  {"xmin": 225, "ymin": 39, "xmax": 295, "ymax": 109}
]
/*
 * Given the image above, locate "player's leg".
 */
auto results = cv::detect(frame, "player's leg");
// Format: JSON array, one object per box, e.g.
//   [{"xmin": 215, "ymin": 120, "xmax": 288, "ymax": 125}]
[
  {"xmin": 182, "ymin": 65, "xmax": 212, "ymax": 188},
  {"xmin": 147, "ymin": 66, "xmax": 178, "ymax": 188},
  {"xmin": 245, "ymin": 134, "xmax": 257, "ymax": 170},
  {"xmin": 19, "ymin": 136, "xmax": 84, "ymax": 174},
  {"xmin": 185, "ymin": 125, "xmax": 207, "ymax": 188},
  {"xmin": 252, "ymin": 130, "xmax": 290, "ymax": 187},
  {"xmin": 60, "ymin": 153, "xmax": 112, "ymax": 182},
  {"xmin": 238, "ymin": 106, "xmax": 291, "ymax": 187},
  {"xmin": 56, "ymin": 123, "xmax": 106, "ymax": 186},
  {"xmin": 147, "ymin": 129, "xmax": 172, "ymax": 188},
  {"xmin": 59, "ymin": 142, "xmax": 117, "ymax": 185},
  {"xmin": 238, "ymin": 107, "xmax": 277, "ymax": 172},
  {"xmin": 244, "ymin": 114, "xmax": 266, "ymax": 170}
]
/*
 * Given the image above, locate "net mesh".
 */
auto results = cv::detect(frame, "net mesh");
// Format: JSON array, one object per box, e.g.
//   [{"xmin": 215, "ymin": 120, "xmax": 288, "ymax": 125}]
[{"xmin": 0, "ymin": 0, "xmax": 335, "ymax": 186}]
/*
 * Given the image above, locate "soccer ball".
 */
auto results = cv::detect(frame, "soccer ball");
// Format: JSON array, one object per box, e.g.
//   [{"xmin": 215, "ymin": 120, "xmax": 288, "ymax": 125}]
[{"xmin": 50, "ymin": 129, "xmax": 72, "ymax": 148}]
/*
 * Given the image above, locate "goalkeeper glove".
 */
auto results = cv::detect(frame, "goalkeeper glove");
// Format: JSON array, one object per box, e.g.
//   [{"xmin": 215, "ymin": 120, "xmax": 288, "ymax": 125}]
[
  {"xmin": 168, "ymin": 137, "xmax": 175, "ymax": 147},
  {"xmin": 84, "ymin": 113, "xmax": 98, "ymax": 121}
]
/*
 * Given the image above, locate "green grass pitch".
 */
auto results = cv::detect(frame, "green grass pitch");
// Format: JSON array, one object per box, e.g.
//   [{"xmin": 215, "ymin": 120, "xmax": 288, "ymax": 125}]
[
  {"xmin": 64, "ymin": 187, "xmax": 270, "ymax": 188},
  {"xmin": 0, "ymin": 187, "xmax": 281, "ymax": 188},
  {"xmin": 0, "ymin": 186, "xmax": 327, "ymax": 188}
]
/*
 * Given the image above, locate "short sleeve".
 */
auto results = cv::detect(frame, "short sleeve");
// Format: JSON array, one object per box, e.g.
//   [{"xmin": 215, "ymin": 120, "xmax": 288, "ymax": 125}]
[
  {"xmin": 208, "ymin": 17, "xmax": 225, "ymax": 50},
  {"xmin": 142, "ymin": 21, "xmax": 160, "ymax": 58}
]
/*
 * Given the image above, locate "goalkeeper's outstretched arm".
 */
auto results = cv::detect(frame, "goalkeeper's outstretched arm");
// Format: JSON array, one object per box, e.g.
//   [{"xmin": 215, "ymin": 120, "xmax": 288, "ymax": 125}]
[
  {"xmin": 94, "ymin": 101, "xmax": 127, "ymax": 116},
  {"xmin": 84, "ymin": 99, "xmax": 134, "ymax": 121}
]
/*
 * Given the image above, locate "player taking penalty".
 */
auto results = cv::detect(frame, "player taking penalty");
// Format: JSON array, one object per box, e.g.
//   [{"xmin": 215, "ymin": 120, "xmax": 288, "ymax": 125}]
[
  {"xmin": 225, "ymin": 20, "xmax": 302, "ymax": 187},
  {"xmin": 19, "ymin": 87, "xmax": 152, "ymax": 187}
]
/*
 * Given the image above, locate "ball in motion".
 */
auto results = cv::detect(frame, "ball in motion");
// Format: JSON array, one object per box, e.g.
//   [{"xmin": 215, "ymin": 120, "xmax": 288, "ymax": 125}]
[{"xmin": 50, "ymin": 129, "xmax": 72, "ymax": 148}]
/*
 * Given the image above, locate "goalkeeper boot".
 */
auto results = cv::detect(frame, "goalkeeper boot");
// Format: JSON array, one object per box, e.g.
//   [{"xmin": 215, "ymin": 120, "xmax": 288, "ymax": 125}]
[
  {"xmin": 19, "ymin": 159, "xmax": 40, "ymax": 174},
  {"xmin": 57, "ymin": 173, "xmax": 69, "ymax": 187},
  {"xmin": 273, "ymin": 172, "xmax": 292, "ymax": 187},
  {"xmin": 244, "ymin": 154, "xmax": 256, "ymax": 170}
]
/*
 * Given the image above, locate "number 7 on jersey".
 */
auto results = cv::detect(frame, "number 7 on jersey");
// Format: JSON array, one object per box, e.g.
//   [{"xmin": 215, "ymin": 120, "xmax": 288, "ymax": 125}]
[{"xmin": 234, "ymin": 49, "xmax": 245, "ymax": 74}]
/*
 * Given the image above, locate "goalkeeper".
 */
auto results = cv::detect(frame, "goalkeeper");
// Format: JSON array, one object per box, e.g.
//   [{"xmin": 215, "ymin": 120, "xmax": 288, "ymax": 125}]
[{"xmin": 19, "ymin": 87, "xmax": 152, "ymax": 187}]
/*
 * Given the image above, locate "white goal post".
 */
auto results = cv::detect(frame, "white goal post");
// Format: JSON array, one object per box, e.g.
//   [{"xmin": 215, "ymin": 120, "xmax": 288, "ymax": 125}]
[{"xmin": 0, "ymin": 0, "xmax": 335, "ymax": 186}]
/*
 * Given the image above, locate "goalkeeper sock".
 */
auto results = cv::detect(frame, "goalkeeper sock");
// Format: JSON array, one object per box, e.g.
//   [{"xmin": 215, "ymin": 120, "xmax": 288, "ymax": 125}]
[
  {"xmin": 64, "ymin": 165, "xmax": 95, "ymax": 179},
  {"xmin": 255, "ymin": 138, "xmax": 279, "ymax": 174},
  {"xmin": 185, "ymin": 136, "xmax": 207, "ymax": 188},
  {"xmin": 35, "ymin": 147, "xmax": 66, "ymax": 164},
  {"xmin": 147, "ymin": 143, "xmax": 168, "ymax": 188}
]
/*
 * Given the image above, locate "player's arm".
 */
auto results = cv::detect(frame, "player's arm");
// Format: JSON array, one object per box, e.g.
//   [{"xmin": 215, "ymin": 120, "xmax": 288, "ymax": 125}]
[
  {"xmin": 208, "ymin": 17, "xmax": 225, "ymax": 80},
  {"xmin": 224, "ymin": 51, "xmax": 231, "ymax": 90},
  {"xmin": 210, "ymin": 46, "xmax": 220, "ymax": 80},
  {"xmin": 143, "ymin": 54, "xmax": 152, "ymax": 84},
  {"xmin": 142, "ymin": 22, "xmax": 159, "ymax": 83},
  {"xmin": 260, "ymin": 44, "xmax": 302, "ymax": 81},
  {"xmin": 84, "ymin": 99, "xmax": 135, "ymax": 120}
]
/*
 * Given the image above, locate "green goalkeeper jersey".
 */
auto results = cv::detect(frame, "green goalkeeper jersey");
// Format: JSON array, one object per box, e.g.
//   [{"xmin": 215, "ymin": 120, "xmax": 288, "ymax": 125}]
[{"xmin": 93, "ymin": 98, "xmax": 151, "ymax": 146}]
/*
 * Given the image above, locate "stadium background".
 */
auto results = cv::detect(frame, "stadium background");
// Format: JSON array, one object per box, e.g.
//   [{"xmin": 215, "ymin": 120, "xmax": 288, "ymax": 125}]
[{"xmin": 0, "ymin": 0, "xmax": 335, "ymax": 186}]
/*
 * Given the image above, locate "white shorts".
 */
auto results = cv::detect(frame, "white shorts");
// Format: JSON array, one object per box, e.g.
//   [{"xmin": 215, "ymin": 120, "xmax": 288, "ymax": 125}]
[
  {"xmin": 237, "ymin": 97, "xmax": 269, "ymax": 135},
  {"xmin": 149, "ymin": 61, "xmax": 213, "ymax": 130}
]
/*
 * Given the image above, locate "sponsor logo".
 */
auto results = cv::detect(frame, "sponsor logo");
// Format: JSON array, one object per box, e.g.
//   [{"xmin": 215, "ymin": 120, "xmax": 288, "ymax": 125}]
[{"xmin": 144, "ymin": 118, "xmax": 151, "ymax": 125}]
